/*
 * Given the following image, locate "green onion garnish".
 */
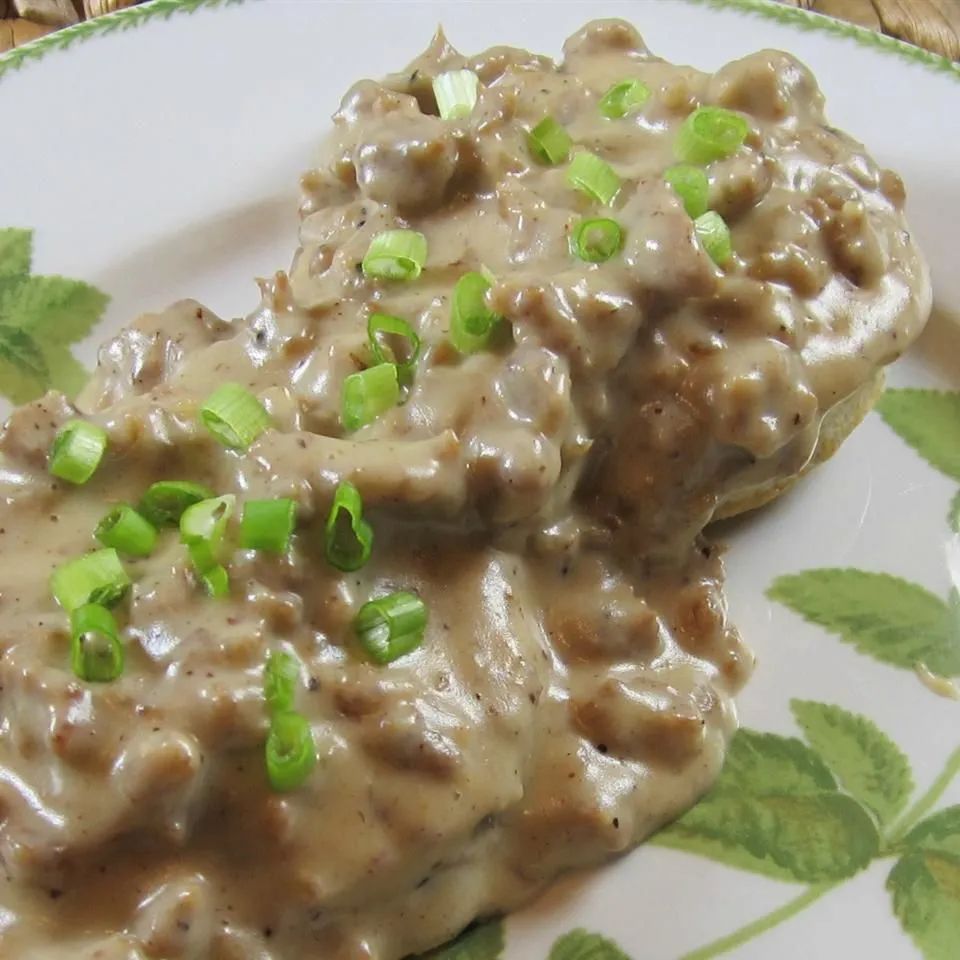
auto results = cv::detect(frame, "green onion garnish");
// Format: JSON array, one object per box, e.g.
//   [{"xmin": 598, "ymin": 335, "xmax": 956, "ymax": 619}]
[
  {"xmin": 432, "ymin": 69, "xmax": 480, "ymax": 120},
  {"xmin": 367, "ymin": 313, "xmax": 421, "ymax": 386},
  {"xmin": 266, "ymin": 710, "xmax": 317, "ymax": 792},
  {"xmin": 264, "ymin": 650, "xmax": 299, "ymax": 714},
  {"xmin": 694, "ymin": 211, "xmax": 733, "ymax": 264},
  {"xmin": 180, "ymin": 494, "xmax": 235, "ymax": 573},
  {"xmin": 325, "ymin": 481, "xmax": 373, "ymax": 572},
  {"xmin": 48, "ymin": 420, "xmax": 107, "ymax": 485},
  {"xmin": 354, "ymin": 590, "xmax": 427, "ymax": 665},
  {"xmin": 569, "ymin": 218, "xmax": 623, "ymax": 263},
  {"xmin": 51, "ymin": 548, "xmax": 130, "ymax": 612},
  {"xmin": 664, "ymin": 164, "xmax": 710, "ymax": 218},
  {"xmin": 199, "ymin": 564, "xmax": 230, "ymax": 599},
  {"xmin": 70, "ymin": 603, "xmax": 124, "ymax": 683},
  {"xmin": 675, "ymin": 106, "xmax": 749, "ymax": 165},
  {"xmin": 361, "ymin": 230, "xmax": 428, "ymax": 282},
  {"xmin": 240, "ymin": 498, "xmax": 296, "ymax": 553},
  {"xmin": 200, "ymin": 384, "xmax": 271, "ymax": 450},
  {"xmin": 598, "ymin": 79, "xmax": 650, "ymax": 119},
  {"xmin": 341, "ymin": 363, "xmax": 400, "ymax": 432},
  {"xmin": 95, "ymin": 505, "xmax": 158, "ymax": 557},
  {"xmin": 180, "ymin": 494, "xmax": 235, "ymax": 547},
  {"xmin": 527, "ymin": 116, "xmax": 571, "ymax": 165},
  {"xmin": 139, "ymin": 480, "xmax": 216, "ymax": 527},
  {"xmin": 450, "ymin": 271, "xmax": 504, "ymax": 355},
  {"xmin": 567, "ymin": 151, "xmax": 621, "ymax": 206}
]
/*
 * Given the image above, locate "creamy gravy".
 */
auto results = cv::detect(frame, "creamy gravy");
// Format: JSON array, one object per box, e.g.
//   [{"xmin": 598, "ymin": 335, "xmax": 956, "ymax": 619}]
[{"xmin": 0, "ymin": 20, "xmax": 930, "ymax": 960}]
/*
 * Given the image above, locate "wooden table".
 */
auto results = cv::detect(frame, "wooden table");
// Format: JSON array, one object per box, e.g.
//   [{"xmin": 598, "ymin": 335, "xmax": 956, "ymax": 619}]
[{"xmin": 2, "ymin": 0, "xmax": 959, "ymax": 61}]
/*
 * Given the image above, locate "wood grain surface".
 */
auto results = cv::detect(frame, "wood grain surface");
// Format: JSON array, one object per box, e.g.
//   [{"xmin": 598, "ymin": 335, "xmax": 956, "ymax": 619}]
[{"xmin": 1, "ymin": 0, "xmax": 958, "ymax": 60}]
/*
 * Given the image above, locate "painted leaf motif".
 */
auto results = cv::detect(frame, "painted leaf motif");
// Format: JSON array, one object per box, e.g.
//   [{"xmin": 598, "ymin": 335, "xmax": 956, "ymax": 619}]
[
  {"xmin": 0, "ymin": 228, "xmax": 32, "ymax": 281},
  {"xmin": 42, "ymin": 344, "xmax": 89, "ymax": 400},
  {"xmin": 901, "ymin": 806, "xmax": 960, "ymax": 859},
  {"xmin": 652, "ymin": 825, "xmax": 802, "ymax": 883},
  {"xmin": 549, "ymin": 929, "xmax": 631, "ymax": 960},
  {"xmin": 888, "ymin": 849, "xmax": 960, "ymax": 960},
  {"xmin": 0, "ymin": 326, "xmax": 48, "ymax": 381},
  {"xmin": 768, "ymin": 569, "xmax": 960, "ymax": 676},
  {"xmin": 717, "ymin": 729, "xmax": 836, "ymax": 794},
  {"xmin": 0, "ymin": 355, "xmax": 45, "ymax": 405},
  {"xmin": 668, "ymin": 791, "xmax": 879, "ymax": 883},
  {"xmin": 790, "ymin": 699, "xmax": 912, "ymax": 826},
  {"xmin": 417, "ymin": 921, "xmax": 504, "ymax": 960},
  {"xmin": 0, "ymin": 274, "xmax": 109, "ymax": 345},
  {"xmin": 657, "ymin": 727, "xmax": 879, "ymax": 882},
  {"xmin": 876, "ymin": 389, "xmax": 960, "ymax": 481}
]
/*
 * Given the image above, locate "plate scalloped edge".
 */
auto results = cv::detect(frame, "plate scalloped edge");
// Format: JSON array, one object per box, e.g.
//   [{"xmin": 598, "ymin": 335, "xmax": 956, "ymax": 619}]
[{"xmin": 0, "ymin": 0, "xmax": 958, "ymax": 85}]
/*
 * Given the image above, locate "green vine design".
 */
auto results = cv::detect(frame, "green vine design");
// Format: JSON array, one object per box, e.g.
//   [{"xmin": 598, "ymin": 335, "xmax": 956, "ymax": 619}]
[
  {"xmin": 0, "ymin": 0, "xmax": 247, "ymax": 82},
  {"xmin": 423, "ymin": 711, "xmax": 960, "ymax": 960},
  {"xmin": 687, "ymin": 0, "xmax": 960, "ymax": 80},
  {"xmin": 0, "ymin": 0, "xmax": 957, "ymax": 86},
  {"xmin": 664, "ymin": 711, "xmax": 960, "ymax": 960}
]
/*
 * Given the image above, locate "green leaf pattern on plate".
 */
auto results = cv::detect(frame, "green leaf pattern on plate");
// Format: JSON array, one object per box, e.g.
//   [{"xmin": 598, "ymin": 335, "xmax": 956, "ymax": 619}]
[
  {"xmin": 0, "ymin": 227, "xmax": 107, "ymax": 402},
  {"xmin": 549, "ymin": 930, "xmax": 631, "ymax": 960},
  {"xmin": 768, "ymin": 569, "xmax": 960, "ymax": 676},
  {"xmin": 880, "ymin": 388, "xmax": 960, "ymax": 540},
  {"xmin": 658, "ymin": 726, "xmax": 879, "ymax": 884},
  {"xmin": 0, "ymin": 325, "xmax": 48, "ymax": 381},
  {"xmin": 877, "ymin": 389, "xmax": 960, "ymax": 481},
  {"xmin": 790, "ymin": 700, "xmax": 913, "ymax": 827},
  {"xmin": 888, "ymin": 849, "xmax": 960, "ymax": 960},
  {"xmin": 0, "ymin": 227, "xmax": 32, "ymax": 282},
  {"xmin": 418, "ymin": 922, "xmax": 505, "ymax": 960},
  {"xmin": 666, "ymin": 390, "xmax": 960, "ymax": 959}
]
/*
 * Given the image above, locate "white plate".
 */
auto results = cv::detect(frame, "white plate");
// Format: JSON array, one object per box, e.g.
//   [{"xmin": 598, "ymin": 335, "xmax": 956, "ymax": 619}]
[{"xmin": 1, "ymin": 2, "xmax": 958, "ymax": 958}]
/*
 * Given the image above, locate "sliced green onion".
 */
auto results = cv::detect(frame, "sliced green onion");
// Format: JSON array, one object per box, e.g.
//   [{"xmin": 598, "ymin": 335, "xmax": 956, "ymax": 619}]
[
  {"xmin": 341, "ymin": 363, "xmax": 400, "ymax": 432},
  {"xmin": 51, "ymin": 548, "xmax": 130, "ymax": 612},
  {"xmin": 199, "ymin": 564, "xmax": 230, "ymax": 598},
  {"xmin": 180, "ymin": 494, "xmax": 235, "ymax": 546},
  {"xmin": 527, "ymin": 116, "xmax": 571, "ymax": 165},
  {"xmin": 567, "ymin": 151, "xmax": 621, "ymax": 206},
  {"xmin": 200, "ymin": 384, "xmax": 271, "ymax": 450},
  {"xmin": 433, "ymin": 69, "xmax": 480, "ymax": 120},
  {"xmin": 264, "ymin": 650, "xmax": 299, "ymax": 714},
  {"xmin": 325, "ymin": 481, "xmax": 373, "ymax": 572},
  {"xmin": 354, "ymin": 590, "xmax": 427, "ymax": 665},
  {"xmin": 695, "ymin": 211, "xmax": 733, "ymax": 265},
  {"xmin": 48, "ymin": 420, "xmax": 107, "ymax": 485},
  {"xmin": 367, "ymin": 313, "xmax": 420, "ymax": 385},
  {"xmin": 664, "ymin": 164, "xmax": 710, "ymax": 218},
  {"xmin": 361, "ymin": 230, "xmax": 428, "ymax": 281},
  {"xmin": 570, "ymin": 218, "xmax": 623, "ymax": 263},
  {"xmin": 450, "ymin": 271, "xmax": 504, "ymax": 355},
  {"xmin": 675, "ymin": 106, "xmax": 749, "ymax": 165},
  {"xmin": 95, "ymin": 505, "xmax": 157, "ymax": 557},
  {"xmin": 240, "ymin": 498, "xmax": 296, "ymax": 553},
  {"xmin": 180, "ymin": 494, "xmax": 235, "ymax": 572},
  {"xmin": 598, "ymin": 79, "xmax": 650, "ymax": 119},
  {"xmin": 70, "ymin": 603, "xmax": 123, "ymax": 683},
  {"xmin": 266, "ymin": 710, "xmax": 317, "ymax": 792},
  {"xmin": 139, "ymin": 481, "xmax": 216, "ymax": 527}
]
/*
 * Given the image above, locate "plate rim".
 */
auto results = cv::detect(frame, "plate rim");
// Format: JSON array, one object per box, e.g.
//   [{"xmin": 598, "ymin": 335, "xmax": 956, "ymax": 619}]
[{"xmin": 0, "ymin": 0, "xmax": 958, "ymax": 86}]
